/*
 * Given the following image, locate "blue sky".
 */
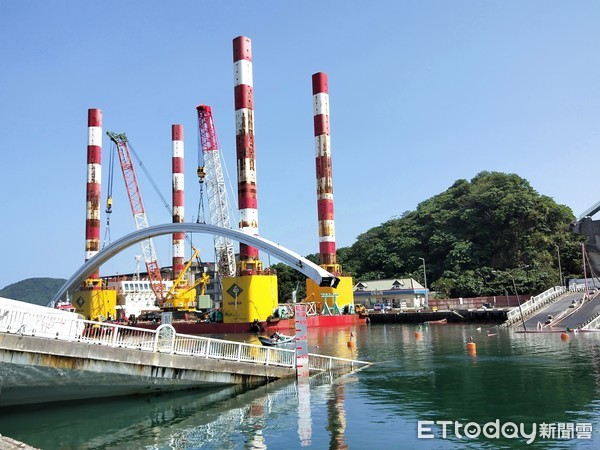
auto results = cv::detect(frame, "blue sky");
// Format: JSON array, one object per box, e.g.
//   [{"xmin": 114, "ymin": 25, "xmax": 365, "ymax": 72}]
[{"xmin": 1, "ymin": 1, "xmax": 599, "ymax": 289}]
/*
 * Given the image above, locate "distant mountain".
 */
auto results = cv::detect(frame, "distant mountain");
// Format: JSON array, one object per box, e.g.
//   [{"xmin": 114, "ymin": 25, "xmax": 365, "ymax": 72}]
[{"xmin": 0, "ymin": 278, "xmax": 66, "ymax": 306}]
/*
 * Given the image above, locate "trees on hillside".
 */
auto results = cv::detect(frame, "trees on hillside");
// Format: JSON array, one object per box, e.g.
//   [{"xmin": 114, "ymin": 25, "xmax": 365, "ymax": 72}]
[
  {"xmin": 269, "ymin": 172, "xmax": 583, "ymax": 300},
  {"xmin": 344, "ymin": 172, "xmax": 581, "ymax": 298},
  {"xmin": 0, "ymin": 278, "xmax": 67, "ymax": 306}
]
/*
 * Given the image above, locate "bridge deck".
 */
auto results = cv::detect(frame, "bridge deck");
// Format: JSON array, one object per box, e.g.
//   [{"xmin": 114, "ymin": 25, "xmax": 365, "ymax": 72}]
[
  {"xmin": 552, "ymin": 295, "xmax": 600, "ymax": 330},
  {"xmin": 522, "ymin": 292, "xmax": 584, "ymax": 329},
  {"xmin": 506, "ymin": 288, "xmax": 600, "ymax": 331},
  {"xmin": 0, "ymin": 298, "xmax": 370, "ymax": 407}
]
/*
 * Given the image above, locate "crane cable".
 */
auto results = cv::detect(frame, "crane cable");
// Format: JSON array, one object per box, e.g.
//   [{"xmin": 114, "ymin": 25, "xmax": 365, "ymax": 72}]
[
  {"xmin": 128, "ymin": 142, "xmax": 171, "ymax": 215},
  {"xmin": 196, "ymin": 127, "xmax": 207, "ymax": 225},
  {"xmin": 128, "ymin": 142, "xmax": 198, "ymax": 250},
  {"xmin": 197, "ymin": 175, "xmax": 206, "ymax": 224},
  {"xmin": 583, "ymin": 249, "xmax": 600, "ymax": 289},
  {"xmin": 102, "ymin": 145, "xmax": 115, "ymax": 248}
]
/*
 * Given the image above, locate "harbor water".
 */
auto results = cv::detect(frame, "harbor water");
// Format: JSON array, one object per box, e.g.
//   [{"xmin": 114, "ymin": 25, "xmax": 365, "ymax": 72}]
[{"xmin": 1, "ymin": 324, "xmax": 599, "ymax": 449}]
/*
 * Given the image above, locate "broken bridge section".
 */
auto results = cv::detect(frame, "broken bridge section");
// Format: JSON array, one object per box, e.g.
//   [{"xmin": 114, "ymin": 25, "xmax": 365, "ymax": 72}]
[
  {"xmin": 52, "ymin": 222, "xmax": 340, "ymax": 305},
  {"xmin": 0, "ymin": 298, "xmax": 370, "ymax": 408}
]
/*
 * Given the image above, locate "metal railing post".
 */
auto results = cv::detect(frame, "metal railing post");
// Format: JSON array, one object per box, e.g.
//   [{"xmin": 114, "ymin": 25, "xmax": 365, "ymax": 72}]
[{"xmin": 0, "ymin": 302, "xmax": 372, "ymax": 375}]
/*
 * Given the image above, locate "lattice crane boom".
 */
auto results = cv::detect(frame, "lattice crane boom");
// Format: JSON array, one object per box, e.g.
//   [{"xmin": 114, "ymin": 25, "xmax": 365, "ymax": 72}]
[
  {"xmin": 106, "ymin": 131, "xmax": 166, "ymax": 302},
  {"xmin": 196, "ymin": 105, "xmax": 237, "ymax": 278}
]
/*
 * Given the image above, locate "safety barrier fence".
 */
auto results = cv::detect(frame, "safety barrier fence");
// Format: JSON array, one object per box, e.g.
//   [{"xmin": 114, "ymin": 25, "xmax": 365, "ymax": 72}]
[
  {"xmin": 545, "ymin": 298, "xmax": 583, "ymax": 328},
  {"xmin": 500, "ymin": 286, "xmax": 566, "ymax": 328},
  {"xmin": 0, "ymin": 305, "xmax": 370, "ymax": 374},
  {"xmin": 308, "ymin": 353, "xmax": 371, "ymax": 373},
  {"xmin": 579, "ymin": 311, "xmax": 600, "ymax": 330},
  {"xmin": 276, "ymin": 302, "xmax": 318, "ymax": 319}
]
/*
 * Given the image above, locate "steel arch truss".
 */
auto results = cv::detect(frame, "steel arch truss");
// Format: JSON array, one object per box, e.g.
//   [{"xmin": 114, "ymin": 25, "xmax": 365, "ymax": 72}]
[{"xmin": 53, "ymin": 223, "xmax": 339, "ymax": 303}]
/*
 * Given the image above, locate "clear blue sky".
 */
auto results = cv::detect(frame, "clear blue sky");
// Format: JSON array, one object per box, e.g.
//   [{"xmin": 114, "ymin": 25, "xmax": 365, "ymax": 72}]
[{"xmin": 1, "ymin": 1, "xmax": 599, "ymax": 289}]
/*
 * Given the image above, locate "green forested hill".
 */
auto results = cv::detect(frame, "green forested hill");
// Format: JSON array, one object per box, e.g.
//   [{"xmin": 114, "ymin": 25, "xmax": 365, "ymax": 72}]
[
  {"xmin": 274, "ymin": 172, "xmax": 583, "ymax": 301},
  {"xmin": 340, "ymin": 171, "xmax": 582, "ymax": 298},
  {"xmin": 0, "ymin": 278, "xmax": 66, "ymax": 306}
]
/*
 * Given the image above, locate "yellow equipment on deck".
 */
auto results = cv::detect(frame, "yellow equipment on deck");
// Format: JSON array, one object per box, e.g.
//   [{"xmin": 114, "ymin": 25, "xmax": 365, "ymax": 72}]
[
  {"xmin": 72, "ymin": 279, "xmax": 117, "ymax": 321},
  {"xmin": 162, "ymin": 246, "xmax": 210, "ymax": 312}
]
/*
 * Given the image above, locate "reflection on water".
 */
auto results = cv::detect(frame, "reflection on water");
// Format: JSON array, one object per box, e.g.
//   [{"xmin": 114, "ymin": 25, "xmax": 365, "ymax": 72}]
[
  {"xmin": 327, "ymin": 383, "xmax": 347, "ymax": 450},
  {"xmin": 1, "ymin": 324, "xmax": 600, "ymax": 449},
  {"xmin": 0, "ymin": 366, "xmax": 347, "ymax": 449},
  {"xmin": 297, "ymin": 378, "xmax": 312, "ymax": 447}
]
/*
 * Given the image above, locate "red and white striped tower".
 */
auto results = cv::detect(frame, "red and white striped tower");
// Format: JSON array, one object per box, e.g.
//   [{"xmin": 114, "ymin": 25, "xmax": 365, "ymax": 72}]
[
  {"xmin": 233, "ymin": 35, "xmax": 260, "ymax": 274},
  {"xmin": 312, "ymin": 72, "xmax": 340, "ymax": 274},
  {"xmin": 85, "ymin": 108, "xmax": 102, "ymax": 279},
  {"xmin": 172, "ymin": 124, "xmax": 185, "ymax": 280}
]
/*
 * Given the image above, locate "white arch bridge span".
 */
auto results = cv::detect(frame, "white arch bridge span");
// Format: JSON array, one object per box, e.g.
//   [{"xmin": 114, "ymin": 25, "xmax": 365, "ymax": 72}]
[{"xmin": 52, "ymin": 223, "xmax": 340, "ymax": 304}]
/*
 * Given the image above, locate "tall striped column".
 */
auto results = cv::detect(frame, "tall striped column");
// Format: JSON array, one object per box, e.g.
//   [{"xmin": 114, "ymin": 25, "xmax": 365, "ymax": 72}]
[
  {"xmin": 172, "ymin": 124, "xmax": 185, "ymax": 280},
  {"xmin": 233, "ymin": 36, "xmax": 259, "ymax": 269},
  {"xmin": 312, "ymin": 72, "xmax": 338, "ymax": 271},
  {"xmin": 85, "ymin": 108, "xmax": 102, "ymax": 279}
]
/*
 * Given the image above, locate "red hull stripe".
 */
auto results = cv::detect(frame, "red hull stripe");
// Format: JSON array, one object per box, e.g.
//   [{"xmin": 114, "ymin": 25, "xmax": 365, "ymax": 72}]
[
  {"xmin": 238, "ymin": 198, "xmax": 258, "ymax": 209},
  {"xmin": 315, "ymin": 156, "xmax": 333, "ymax": 178},
  {"xmin": 87, "ymin": 109, "xmax": 102, "ymax": 127},
  {"xmin": 172, "ymin": 157, "xmax": 184, "ymax": 174},
  {"xmin": 234, "ymin": 85, "xmax": 254, "ymax": 110},
  {"xmin": 235, "ymin": 136, "xmax": 256, "ymax": 158},
  {"xmin": 86, "ymin": 109, "xmax": 102, "ymax": 275},
  {"xmin": 320, "ymin": 241, "xmax": 336, "ymax": 253},
  {"xmin": 172, "ymin": 124, "xmax": 184, "ymax": 278},
  {"xmin": 233, "ymin": 36, "xmax": 252, "ymax": 62},
  {"xmin": 313, "ymin": 115, "xmax": 330, "ymax": 136},
  {"xmin": 317, "ymin": 201, "xmax": 335, "ymax": 219},
  {"xmin": 172, "ymin": 190, "xmax": 184, "ymax": 205},
  {"xmin": 87, "ymin": 147, "xmax": 101, "ymax": 164},
  {"xmin": 312, "ymin": 72, "xmax": 328, "ymax": 95},
  {"xmin": 311, "ymin": 73, "xmax": 337, "ymax": 266},
  {"xmin": 239, "ymin": 244, "xmax": 259, "ymax": 258},
  {"xmin": 171, "ymin": 124, "xmax": 183, "ymax": 140},
  {"xmin": 234, "ymin": 36, "xmax": 259, "ymax": 261}
]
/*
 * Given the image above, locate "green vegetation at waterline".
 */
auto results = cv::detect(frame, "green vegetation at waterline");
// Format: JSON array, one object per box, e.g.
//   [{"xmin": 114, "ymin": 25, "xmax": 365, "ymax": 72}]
[
  {"xmin": 0, "ymin": 278, "xmax": 67, "ymax": 306},
  {"xmin": 276, "ymin": 172, "xmax": 582, "ymax": 301}
]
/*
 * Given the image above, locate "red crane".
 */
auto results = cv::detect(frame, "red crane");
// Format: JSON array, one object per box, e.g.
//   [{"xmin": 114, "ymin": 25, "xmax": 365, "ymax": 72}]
[
  {"xmin": 196, "ymin": 105, "xmax": 237, "ymax": 278},
  {"xmin": 106, "ymin": 131, "xmax": 166, "ymax": 304}
]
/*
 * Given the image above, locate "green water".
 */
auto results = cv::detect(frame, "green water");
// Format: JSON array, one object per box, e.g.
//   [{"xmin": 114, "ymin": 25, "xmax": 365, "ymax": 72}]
[{"xmin": 1, "ymin": 324, "xmax": 599, "ymax": 449}]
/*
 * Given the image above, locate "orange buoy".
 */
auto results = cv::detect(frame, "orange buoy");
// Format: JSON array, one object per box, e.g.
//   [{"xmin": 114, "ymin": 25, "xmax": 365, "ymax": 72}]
[
  {"xmin": 467, "ymin": 339, "xmax": 477, "ymax": 355},
  {"xmin": 561, "ymin": 332, "xmax": 570, "ymax": 341},
  {"xmin": 415, "ymin": 331, "xmax": 422, "ymax": 340}
]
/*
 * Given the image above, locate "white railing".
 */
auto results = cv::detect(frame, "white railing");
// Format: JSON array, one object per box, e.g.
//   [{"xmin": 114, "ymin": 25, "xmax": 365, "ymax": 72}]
[
  {"xmin": 78, "ymin": 321, "xmax": 157, "ymax": 351},
  {"xmin": 171, "ymin": 333, "xmax": 296, "ymax": 368},
  {"xmin": 277, "ymin": 302, "xmax": 319, "ymax": 317},
  {"xmin": 0, "ymin": 304, "xmax": 370, "ymax": 374},
  {"xmin": 308, "ymin": 353, "xmax": 372, "ymax": 373},
  {"xmin": 580, "ymin": 311, "xmax": 600, "ymax": 330},
  {"xmin": 502, "ymin": 286, "xmax": 566, "ymax": 327},
  {"xmin": 305, "ymin": 302, "xmax": 318, "ymax": 316},
  {"xmin": 0, "ymin": 306, "xmax": 85, "ymax": 340}
]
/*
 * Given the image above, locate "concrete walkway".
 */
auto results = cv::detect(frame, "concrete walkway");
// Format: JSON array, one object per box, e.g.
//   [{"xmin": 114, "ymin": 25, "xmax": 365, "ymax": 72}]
[
  {"xmin": 554, "ymin": 295, "xmax": 600, "ymax": 329},
  {"xmin": 0, "ymin": 298, "xmax": 371, "ymax": 408},
  {"xmin": 0, "ymin": 331, "xmax": 293, "ymax": 407},
  {"xmin": 523, "ymin": 292, "xmax": 584, "ymax": 329},
  {"xmin": 0, "ymin": 435, "xmax": 39, "ymax": 450}
]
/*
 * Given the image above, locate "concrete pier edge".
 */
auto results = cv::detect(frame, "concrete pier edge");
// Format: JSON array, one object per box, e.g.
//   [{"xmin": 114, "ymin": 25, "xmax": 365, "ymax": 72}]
[{"xmin": 0, "ymin": 434, "xmax": 40, "ymax": 450}]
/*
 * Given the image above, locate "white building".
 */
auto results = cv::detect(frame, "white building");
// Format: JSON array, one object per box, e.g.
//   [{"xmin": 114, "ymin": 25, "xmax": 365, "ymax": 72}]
[{"xmin": 353, "ymin": 278, "xmax": 427, "ymax": 310}]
